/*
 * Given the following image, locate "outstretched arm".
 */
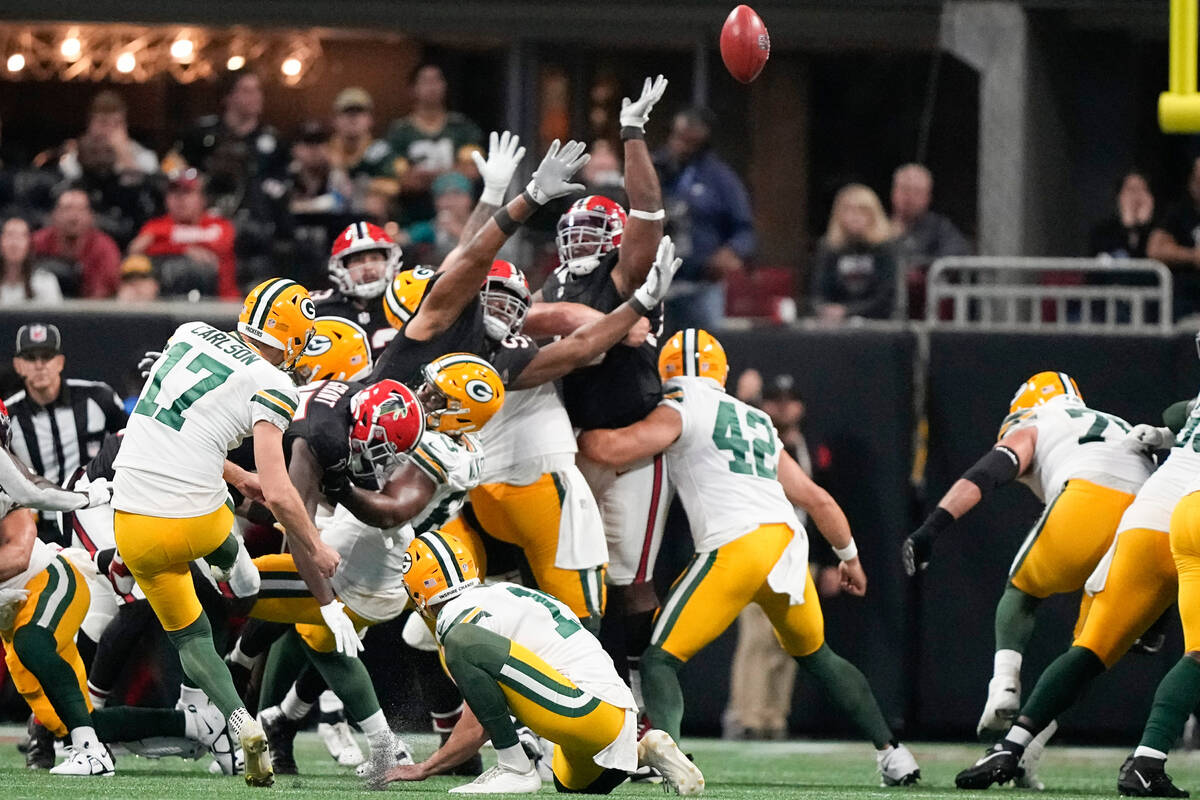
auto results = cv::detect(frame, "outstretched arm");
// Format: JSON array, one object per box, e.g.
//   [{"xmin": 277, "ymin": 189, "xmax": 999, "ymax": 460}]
[
  {"xmin": 611, "ymin": 75, "xmax": 668, "ymax": 297},
  {"xmin": 437, "ymin": 130, "xmax": 526, "ymax": 266},
  {"xmin": 0, "ymin": 447, "xmax": 89, "ymax": 512},
  {"xmin": 386, "ymin": 702, "xmax": 489, "ymax": 782},
  {"xmin": 577, "ymin": 405, "xmax": 682, "ymax": 470}
]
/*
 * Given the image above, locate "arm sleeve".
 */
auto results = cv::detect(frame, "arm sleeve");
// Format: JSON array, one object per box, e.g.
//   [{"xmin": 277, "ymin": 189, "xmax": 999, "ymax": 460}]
[
  {"xmin": 102, "ymin": 386, "xmax": 128, "ymax": 433},
  {"xmin": 250, "ymin": 381, "xmax": 298, "ymax": 433},
  {"xmin": 658, "ymin": 380, "xmax": 692, "ymax": 445},
  {"xmin": 0, "ymin": 448, "xmax": 86, "ymax": 512}
]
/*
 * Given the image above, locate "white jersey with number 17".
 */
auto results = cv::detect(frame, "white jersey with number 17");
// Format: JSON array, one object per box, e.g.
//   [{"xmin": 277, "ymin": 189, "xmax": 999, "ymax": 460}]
[{"xmin": 113, "ymin": 321, "xmax": 299, "ymax": 518}]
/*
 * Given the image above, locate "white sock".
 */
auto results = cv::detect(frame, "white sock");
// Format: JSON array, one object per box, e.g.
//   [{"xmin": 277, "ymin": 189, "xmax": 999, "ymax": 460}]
[
  {"xmin": 875, "ymin": 744, "xmax": 895, "ymax": 762},
  {"xmin": 88, "ymin": 687, "xmax": 107, "ymax": 710},
  {"xmin": 227, "ymin": 641, "xmax": 256, "ymax": 670},
  {"xmin": 179, "ymin": 684, "xmax": 208, "ymax": 707},
  {"xmin": 495, "ymin": 742, "xmax": 532, "ymax": 773},
  {"xmin": 1004, "ymin": 726, "xmax": 1034, "ymax": 748},
  {"xmin": 360, "ymin": 710, "xmax": 390, "ymax": 754},
  {"xmin": 228, "ymin": 707, "xmax": 254, "ymax": 739},
  {"xmin": 70, "ymin": 725, "xmax": 102, "ymax": 752},
  {"xmin": 281, "ymin": 686, "xmax": 313, "ymax": 722},
  {"xmin": 319, "ymin": 689, "xmax": 344, "ymax": 715},
  {"xmin": 993, "ymin": 649, "xmax": 1022, "ymax": 682},
  {"xmin": 1135, "ymin": 745, "xmax": 1168, "ymax": 760},
  {"xmin": 628, "ymin": 664, "xmax": 645, "ymax": 711}
]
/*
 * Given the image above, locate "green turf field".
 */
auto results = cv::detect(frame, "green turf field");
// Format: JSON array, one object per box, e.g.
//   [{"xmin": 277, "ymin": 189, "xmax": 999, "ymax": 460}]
[{"xmin": 5, "ymin": 726, "xmax": 1200, "ymax": 798}]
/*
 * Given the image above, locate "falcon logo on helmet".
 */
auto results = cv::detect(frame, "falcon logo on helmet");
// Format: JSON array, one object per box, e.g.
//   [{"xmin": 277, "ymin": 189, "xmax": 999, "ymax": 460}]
[
  {"xmin": 348, "ymin": 380, "xmax": 425, "ymax": 486},
  {"xmin": 1009, "ymin": 371, "xmax": 1082, "ymax": 415},
  {"xmin": 294, "ymin": 317, "xmax": 373, "ymax": 384},
  {"xmin": 659, "ymin": 328, "xmax": 729, "ymax": 387},
  {"xmin": 383, "ymin": 266, "xmax": 436, "ymax": 331},
  {"xmin": 480, "ymin": 260, "xmax": 532, "ymax": 341},
  {"xmin": 416, "ymin": 353, "xmax": 505, "ymax": 435},
  {"xmin": 329, "ymin": 222, "xmax": 403, "ymax": 300},
  {"xmin": 556, "ymin": 195, "xmax": 626, "ymax": 276},
  {"xmin": 238, "ymin": 278, "xmax": 318, "ymax": 372},
  {"xmin": 401, "ymin": 531, "xmax": 480, "ymax": 615}
]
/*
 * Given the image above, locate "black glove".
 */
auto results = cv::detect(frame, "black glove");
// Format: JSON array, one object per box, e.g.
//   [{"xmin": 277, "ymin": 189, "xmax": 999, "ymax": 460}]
[
  {"xmin": 902, "ymin": 507, "xmax": 955, "ymax": 577},
  {"xmin": 320, "ymin": 459, "xmax": 354, "ymax": 505}
]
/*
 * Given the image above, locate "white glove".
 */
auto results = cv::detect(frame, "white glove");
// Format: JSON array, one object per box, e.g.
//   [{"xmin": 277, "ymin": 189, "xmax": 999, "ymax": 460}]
[
  {"xmin": 138, "ymin": 350, "xmax": 163, "ymax": 379},
  {"xmin": 472, "ymin": 130, "xmax": 526, "ymax": 206},
  {"xmin": 85, "ymin": 478, "xmax": 112, "ymax": 509},
  {"xmin": 631, "ymin": 235, "xmax": 683, "ymax": 313},
  {"xmin": 0, "ymin": 588, "xmax": 29, "ymax": 631},
  {"xmin": 619, "ymin": 74, "xmax": 668, "ymax": 132},
  {"xmin": 1124, "ymin": 424, "xmax": 1175, "ymax": 452},
  {"xmin": 319, "ymin": 599, "xmax": 364, "ymax": 658},
  {"xmin": 524, "ymin": 139, "xmax": 589, "ymax": 206}
]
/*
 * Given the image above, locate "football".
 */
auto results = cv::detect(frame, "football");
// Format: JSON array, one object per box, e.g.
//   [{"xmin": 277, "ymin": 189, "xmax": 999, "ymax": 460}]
[{"xmin": 720, "ymin": 5, "xmax": 771, "ymax": 84}]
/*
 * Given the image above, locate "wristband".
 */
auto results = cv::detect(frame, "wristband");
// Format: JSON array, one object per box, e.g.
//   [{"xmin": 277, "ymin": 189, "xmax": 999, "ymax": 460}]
[
  {"xmin": 620, "ymin": 125, "xmax": 645, "ymax": 141},
  {"xmin": 833, "ymin": 538, "xmax": 859, "ymax": 562},
  {"xmin": 923, "ymin": 506, "xmax": 955, "ymax": 535},
  {"xmin": 480, "ymin": 186, "xmax": 506, "ymax": 206},
  {"xmin": 521, "ymin": 188, "xmax": 541, "ymax": 208},
  {"xmin": 628, "ymin": 296, "xmax": 652, "ymax": 317},
  {"xmin": 629, "ymin": 208, "xmax": 665, "ymax": 221},
  {"xmin": 493, "ymin": 207, "xmax": 520, "ymax": 237}
]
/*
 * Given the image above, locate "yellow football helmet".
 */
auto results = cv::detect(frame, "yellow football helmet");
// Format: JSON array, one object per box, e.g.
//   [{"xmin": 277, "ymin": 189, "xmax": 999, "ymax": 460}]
[
  {"xmin": 382, "ymin": 266, "xmax": 436, "ymax": 330},
  {"xmin": 659, "ymin": 328, "xmax": 729, "ymax": 387},
  {"xmin": 402, "ymin": 531, "xmax": 481, "ymax": 614},
  {"xmin": 1009, "ymin": 371, "xmax": 1083, "ymax": 414},
  {"xmin": 416, "ymin": 353, "xmax": 505, "ymax": 435},
  {"xmin": 238, "ymin": 278, "xmax": 317, "ymax": 371},
  {"xmin": 294, "ymin": 317, "xmax": 372, "ymax": 384}
]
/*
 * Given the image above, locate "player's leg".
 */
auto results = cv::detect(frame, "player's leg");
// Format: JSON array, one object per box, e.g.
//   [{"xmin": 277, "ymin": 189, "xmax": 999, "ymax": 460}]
[
  {"xmin": 956, "ymin": 526, "xmax": 1177, "ymax": 790},
  {"xmin": 641, "ymin": 529, "xmax": 771, "ymax": 740},
  {"xmin": 1119, "ymin": 495, "xmax": 1200, "ymax": 797},
  {"xmin": 86, "ymin": 597, "xmax": 157, "ymax": 708}
]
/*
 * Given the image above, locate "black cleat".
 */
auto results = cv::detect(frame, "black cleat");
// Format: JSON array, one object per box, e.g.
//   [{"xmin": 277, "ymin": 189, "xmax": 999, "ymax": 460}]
[
  {"xmin": 24, "ymin": 717, "xmax": 54, "ymax": 770},
  {"xmin": 258, "ymin": 706, "xmax": 299, "ymax": 775},
  {"xmin": 955, "ymin": 744, "xmax": 1022, "ymax": 790},
  {"xmin": 1118, "ymin": 755, "xmax": 1190, "ymax": 797}
]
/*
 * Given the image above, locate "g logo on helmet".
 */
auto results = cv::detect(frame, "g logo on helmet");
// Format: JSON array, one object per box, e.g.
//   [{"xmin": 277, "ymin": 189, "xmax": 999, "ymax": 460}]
[
  {"xmin": 401, "ymin": 551, "xmax": 412, "ymax": 574},
  {"xmin": 304, "ymin": 334, "xmax": 333, "ymax": 356},
  {"xmin": 465, "ymin": 379, "xmax": 495, "ymax": 403},
  {"xmin": 300, "ymin": 297, "xmax": 317, "ymax": 320}
]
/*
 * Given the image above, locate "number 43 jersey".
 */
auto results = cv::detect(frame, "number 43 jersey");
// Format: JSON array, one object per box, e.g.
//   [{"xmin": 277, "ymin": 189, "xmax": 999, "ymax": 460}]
[
  {"xmin": 659, "ymin": 376, "xmax": 802, "ymax": 553},
  {"xmin": 114, "ymin": 322, "xmax": 299, "ymax": 518},
  {"xmin": 997, "ymin": 396, "xmax": 1152, "ymax": 503}
]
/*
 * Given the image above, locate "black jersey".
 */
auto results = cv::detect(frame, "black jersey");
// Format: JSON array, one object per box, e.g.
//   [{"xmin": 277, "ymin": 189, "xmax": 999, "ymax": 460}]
[
  {"xmin": 370, "ymin": 272, "xmax": 538, "ymax": 388},
  {"xmin": 311, "ymin": 288, "xmax": 397, "ymax": 363},
  {"xmin": 540, "ymin": 249, "xmax": 663, "ymax": 429},
  {"xmin": 283, "ymin": 379, "xmax": 360, "ymax": 478},
  {"xmin": 84, "ymin": 432, "xmax": 124, "ymax": 482}
]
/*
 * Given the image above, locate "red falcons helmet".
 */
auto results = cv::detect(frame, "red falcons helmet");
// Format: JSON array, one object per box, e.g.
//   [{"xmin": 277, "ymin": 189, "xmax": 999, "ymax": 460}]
[
  {"xmin": 556, "ymin": 195, "xmax": 626, "ymax": 276},
  {"xmin": 0, "ymin": 398, "xmax": 9, "ymax": 449},
  {"xmin": 329, "ymin": 222, "xmax": 403, "ymax": 299},
  {"xmin": 348, "ymin": 380, "xmax": 425, "ymax": 486},
  {"xmin": 480, "ymin": 260, "xmax": 531, "ymax": 340}
]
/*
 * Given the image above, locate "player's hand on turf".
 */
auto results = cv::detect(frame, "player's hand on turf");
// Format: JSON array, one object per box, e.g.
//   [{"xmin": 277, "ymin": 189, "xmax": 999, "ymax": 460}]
[
  {"xmin": 632, "ymin": 235, "xmax": 683, "ymax": 312},
  {"xmin": 1124, "ymin": 424, "xmax": 1175, "ymax": 452},
  {"xmin": 839, "ymin": 558, "xmax": 867, "ymax": 596},
  {"xmin": 84, "ymin": 478, "xmax": 112, "ymax": 509},
  {"xmin": 319, "ymin": 599, "xmax": 364, "ymax": 657},
  {"xmin": 620, "ymin": 74, "xmax": 668, "ymax": 132},
  {"xmin": 137, "ymin": 350, "xmax": 163, "ymax": 378},
  {"xmin": 901, "ymin": 527, "xmax": 933, "ymax": 576},
  {"xmin": 524, "ymin": 139, "xmax": 589, "ymax": 205},
  {"xmin": 385, "ymin": 762, "xmax": 429, "ymax": 783},
  {"xmin": 472, "ymin": 131, "xmax": 526, "ymax": 205}
]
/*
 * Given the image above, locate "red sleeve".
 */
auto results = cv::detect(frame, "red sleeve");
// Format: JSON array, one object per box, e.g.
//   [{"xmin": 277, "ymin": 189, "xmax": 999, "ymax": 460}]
[
  {"xmin": 137, "ymin": 218, "xmax": 177, "ymax": 257},
  {"xmin": 215, "ymin": 219, "xmax": 239, "ymax": 299},
  {"xmin": 30, "ymin": 227, "xmax": 57, "ymax": 257},
  {"xmin": 83, "ymin": 232, "xmax": 122, "ymax": 298}
]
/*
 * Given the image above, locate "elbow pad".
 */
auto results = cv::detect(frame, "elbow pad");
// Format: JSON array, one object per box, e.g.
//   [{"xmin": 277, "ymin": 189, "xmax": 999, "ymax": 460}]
[{"xmin": 962, "ymin": 446, "xmax": 1021, "ymax": 495}]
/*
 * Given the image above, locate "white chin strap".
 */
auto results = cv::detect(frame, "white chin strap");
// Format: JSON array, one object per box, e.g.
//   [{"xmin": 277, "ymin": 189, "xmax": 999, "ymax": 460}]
[
  {"xmin": 482, "ymin": 314, "xmax": 510, "ymax": 341},
  {"xmin": 565, "ymin": 255, "xmax": 601, "ymax": 276},
  {"xmin": 346, "ymin": 276, "xmax": 389, "ymax": 299}
]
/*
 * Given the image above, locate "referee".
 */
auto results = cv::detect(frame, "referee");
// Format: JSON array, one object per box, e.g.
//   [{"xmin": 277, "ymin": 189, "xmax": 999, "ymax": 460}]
[{"xmin": 5, "ymin": 323, "xmax": 126, "ymax": 541}]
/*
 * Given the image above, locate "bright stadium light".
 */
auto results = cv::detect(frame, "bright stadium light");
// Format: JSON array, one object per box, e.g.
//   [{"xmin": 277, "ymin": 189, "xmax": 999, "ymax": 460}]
[
  {"xmin": 60, "ymin": 35, "xmax": 81, "ymax": 62},
  {"xmin": 116, "ymin": 51, "xmax": 136, "ymax": 73},
  {"xmin": 281, "ymin": 56, "xmax": 302, "ymax": 77},
  {"xmin": 170, "ymin": 36, "xmax": 195, "ymax": 63},
  {"xmin": 7, "ymin": 53, "xmax": 25, "ymax": 72},
  {"xmin": 226, "ymin": 54, "xmax": 245, "ymax": 71}
]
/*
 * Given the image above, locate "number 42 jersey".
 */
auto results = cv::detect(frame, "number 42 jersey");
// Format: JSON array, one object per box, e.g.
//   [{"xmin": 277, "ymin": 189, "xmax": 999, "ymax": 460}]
[{"xmin": 114, "ymin": 322, "xmax": 299, "ymax": 518}]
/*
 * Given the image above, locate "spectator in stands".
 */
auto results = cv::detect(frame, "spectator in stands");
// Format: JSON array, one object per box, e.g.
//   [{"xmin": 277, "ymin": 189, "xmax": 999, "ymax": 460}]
[
  {"xmin": 175, "ymin": 71, "xmax": 287, "ymax": 185},
  {"xmin": 386, "ymin": 64, "xmax": 484, "ymax": 224},
  {"xmin": 654, "ymin": 107, "xmax": 756, "ymax": 333},
  {"xmin": 398, "ymin": 172, "xmax": 473, "ymax": 264},
  {"xmin": 115, "ymin": 254, "xmax": 159, "ymax": 303},
  {"xmin": 810, "ymin": 183, "xmax": 897, "ymax": 323},
  {"xmin": 31, "ymin": 187, "xmax": 121, "ymax": 298},
  {"xmin": 64, "ymin": 131, "xmax": 160, "ymax": 249},
  {"xmin": 59, "ymin": 90, "xmax": 159, "ymax": 180},
  {"xmin": 1090, "ymin": 170, "xmax": 1155, "ymax": 260},
  {"xmin": 128, "ymin": 168, "xmax": 237, "ymax": 299},
  {"xmin": 889, "ymin": 163, "xmax": 970, "ymax": 318},
  {"xmin": 290, "ymin": 120, "xmax": 347, "ymax": 215},
  {"xmin": 1147, "ymin": 157, "xmax": 1200, "ymax": 320},
  {"xmin": 0, "ymin": 217, "xmax": 61, "ymax": 305},
  {"xmin": 329, "ymin": 87, "xmax": 398, "ymax": 221}
]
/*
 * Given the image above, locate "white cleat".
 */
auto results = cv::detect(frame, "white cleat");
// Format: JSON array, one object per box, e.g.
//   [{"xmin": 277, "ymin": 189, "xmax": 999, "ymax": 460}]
[
  {"xmin": 977, "ymin": 676, "xmax": 1021, "ymax": 739},
  {"xmin": 319, "ymin": 719, "xmax": 365, "ymax": 766},
  {"xmin": 637, "ymin": 729, "xmax": 705, "ymax": 795},
  {"xmin": 356, "ymin": 732, "xmax": 415, "ymax": 783},
  {"xmin": 50, "ymin": 743, "xmax": 115, "ymax": 776},
  {"xmin": 239, "ymin": 719, "xmax": 274, "ymax": 787},
  {"xmin": 449, "ymin": 763, "xmax": 542, "ymax": 794},
  {"xmin": 183, "ymin": 699, "xmax": 239, "ymax": 775},
  {"xmin": 877, "ymin": 743, "xmax": 921, "ymax": 786},
  {"xmin": 516, "ymin": 725, "xmax": 554, "ymax": 782}
]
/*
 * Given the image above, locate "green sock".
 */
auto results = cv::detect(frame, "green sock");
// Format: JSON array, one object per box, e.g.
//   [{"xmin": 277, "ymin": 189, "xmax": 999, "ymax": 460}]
[
  {"xmin": 994, "ymin": 584, "xmax": 1041, "ymax": 652},
  {"xmin": 1019, "ymin": 645, "xmax": 1105, "ymax": 730},
  {"xmin": 93, "ymin": 707, "xmax": 185, "ymax": 742},
  {"xmin": 640, "ymin": 645, "xmax": 686, "ymax": 740},
  {"xmin": 441, "ymin": 623, "xmax": 521, "ymax": 749},
  {"xmin": 259, "ymin": 629, "xmax": 309, "ymax": 709},
  {"xmin": 165, "ymin": 613, "xmax": 244, "ymax": 718},
  {"xmin": 11, "ymin": 625, "xmax": 92, "ymax": 731},
  {"xmin": 796, "ymin": 644, "xmax": 893, "ymax": 749},
  {"xmin": 206, "ymin": 533, "xmax": 239, "ymax": 572},
  {"xmin": 1140, "ymin": 656, "xmax": 1200, "ymax": 754},
  {"xmin": 305, "ymin": 646, "xmax": 382, "ymax": 723}
]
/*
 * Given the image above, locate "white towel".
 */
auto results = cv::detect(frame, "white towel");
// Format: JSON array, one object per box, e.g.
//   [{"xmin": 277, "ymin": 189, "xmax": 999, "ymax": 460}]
[{"xmin": 765, "ymin": 523, "xmax": 810, "ymax": 605}]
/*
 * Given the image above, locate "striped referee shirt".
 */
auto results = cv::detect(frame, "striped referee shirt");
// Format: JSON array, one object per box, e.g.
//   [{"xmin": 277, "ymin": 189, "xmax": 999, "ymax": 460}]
[{"xmin": 4, "ymin": 378, "xmax": 127, "ymax": 486}]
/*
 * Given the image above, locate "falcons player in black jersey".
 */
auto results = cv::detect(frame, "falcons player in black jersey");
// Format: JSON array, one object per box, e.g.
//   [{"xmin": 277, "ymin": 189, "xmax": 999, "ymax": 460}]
[{"xmin": 530, "ymin": 75, "xmax": 671, "ymax": 710}]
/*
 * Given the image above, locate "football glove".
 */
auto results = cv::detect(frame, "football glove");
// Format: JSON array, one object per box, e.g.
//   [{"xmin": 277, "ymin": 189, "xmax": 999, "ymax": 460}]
[
  {"xmin": 1124, "ymin": 424, "xmax": 1175, "ymax": 452},
  {"xmin": 619, "ymin": 74, "xmax": 668, "ymax": 132},
  {"xmin": 0, "ymin": 588, "xmax": 29, "ymax": 630},
  {"xmin": 104, "ymin": 549, "xmax": 135, "ymax": 595},
  {"xmin": 524, "ymin": 139, "xmax": 589, "ymax": 206},
  {"xmin": 137, "ymin": 350, "xmax": 163, "ymax": 379},
  {"xmin": 84, "ymin": 478, "xmax": 112, "ymax": 509},
  {"xmin": 631, "ymin": 235, "xmax": 683, "ymax": 314},
  {"xmin": 319, "ymin": 600, "xmax": 364, "ymax": 657},
  {"xmin": 472, "ymin": 130, "xmax": 526, "ymax": 206},
  {"xmin": 901, "ymin": 528, "xmax": 933, "ymax": 577}
]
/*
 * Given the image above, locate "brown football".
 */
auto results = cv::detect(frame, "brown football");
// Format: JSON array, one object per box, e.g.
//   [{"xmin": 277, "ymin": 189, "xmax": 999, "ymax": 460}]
[{"xmin": 720, "ymin": 5, "xmax": 770, "ymax": 84}]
